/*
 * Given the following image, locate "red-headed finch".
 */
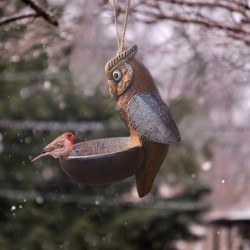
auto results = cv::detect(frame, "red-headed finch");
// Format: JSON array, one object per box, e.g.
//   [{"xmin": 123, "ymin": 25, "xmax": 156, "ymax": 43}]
[{"xmin": 31, "ymin": 132, "xmax": 76, "ymax": 162}]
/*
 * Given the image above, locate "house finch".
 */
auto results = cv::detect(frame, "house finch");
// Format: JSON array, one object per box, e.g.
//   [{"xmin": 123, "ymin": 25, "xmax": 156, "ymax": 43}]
[{"xmin": 31, "ymin": 132, "xmax": 76, "ymax": 162}]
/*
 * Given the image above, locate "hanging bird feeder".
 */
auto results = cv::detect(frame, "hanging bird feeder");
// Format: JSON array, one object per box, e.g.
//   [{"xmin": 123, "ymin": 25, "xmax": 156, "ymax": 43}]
[{"xmin": 59, "ymin": 0, "xmax": 180, "ymax": 197}]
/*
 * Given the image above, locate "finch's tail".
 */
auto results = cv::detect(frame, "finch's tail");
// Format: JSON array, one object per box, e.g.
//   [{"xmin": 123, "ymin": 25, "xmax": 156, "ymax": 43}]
[{"xmin": 31, "ymin": 153, "xmax": 45, "ymax": 162}]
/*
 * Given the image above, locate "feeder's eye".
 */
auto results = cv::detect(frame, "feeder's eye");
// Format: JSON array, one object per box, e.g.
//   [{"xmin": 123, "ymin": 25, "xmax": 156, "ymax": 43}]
[{"xmin": 112, "ymin": 69, "xmax": 122, "ymax": 82}]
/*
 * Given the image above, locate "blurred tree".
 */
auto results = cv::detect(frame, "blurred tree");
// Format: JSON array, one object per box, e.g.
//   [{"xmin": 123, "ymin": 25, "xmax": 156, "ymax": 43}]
[
  {"xmin": 26, "ymin": 226, "xmax": 55, "ymax": 250},
  {"xmin": 65, "ymin": 218, "xmax": 98, "ymax": 250},
  {"xmin": 6, "ymin": 0, "xmax": 250, "ymax": 250},
  {"xmin": 110, "ymin": 185, "xmax": 210, "ymax": 250}
]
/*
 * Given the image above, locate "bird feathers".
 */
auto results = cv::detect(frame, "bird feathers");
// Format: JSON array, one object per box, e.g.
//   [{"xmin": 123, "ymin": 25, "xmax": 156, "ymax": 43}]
[{"xmin": 31, "ymin": 132, "xmax": 75, "ymax": 162}]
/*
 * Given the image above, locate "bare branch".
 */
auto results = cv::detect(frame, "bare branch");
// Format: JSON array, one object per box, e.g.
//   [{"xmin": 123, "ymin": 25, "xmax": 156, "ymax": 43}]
[
  {"xmin": 136, "ymin": 11, "xmax": 249, "ymax": 35},
  {"xmin": 163, "ymin": 0, "xmax": 246, "ymax": 13},
  {"xmin": 20, "ymin": 0, "xmax": 58, "ymax": 26},
  {"xmin": 0, "ymin": 13, "xmax": 38, "ymax": 26},
  {"xmin": 162, "ymin": 0, "xmax": 250, "ymax": 22},
  {"xmin": 128, "ymin": 1, "xmax": 250, "ymax": 45},
  {"xmin": 227, "ymin": 32, "xmax": 250, "ymax": 45},
  {"xmin": 173, "ymin": 16, "xmax": 246, "ymax": 35}
]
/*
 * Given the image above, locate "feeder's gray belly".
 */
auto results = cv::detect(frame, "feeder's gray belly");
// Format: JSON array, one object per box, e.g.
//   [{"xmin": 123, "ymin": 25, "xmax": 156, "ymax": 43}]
[{"xmin": 127, "ymin": 92, "xmax": 181, "ymax": 144}]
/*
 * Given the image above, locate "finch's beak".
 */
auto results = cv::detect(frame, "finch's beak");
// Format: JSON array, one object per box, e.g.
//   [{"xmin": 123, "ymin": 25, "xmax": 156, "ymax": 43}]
[{"xmin": 72, "ymin": 134, "xmax": 76, "ymax": 139}]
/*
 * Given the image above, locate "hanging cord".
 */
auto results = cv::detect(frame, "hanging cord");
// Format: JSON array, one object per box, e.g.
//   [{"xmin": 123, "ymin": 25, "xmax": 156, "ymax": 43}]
[
  {"xmin": 119, "ymin": 0, "xmax": 130, "ymax": 52},
  {"xmin": 111, "ymin": 0, "xmax": 131, "ymax": 53},
  {"xmin": 111, "ymin": 0, "xmax": 121, "ymax": 52}
]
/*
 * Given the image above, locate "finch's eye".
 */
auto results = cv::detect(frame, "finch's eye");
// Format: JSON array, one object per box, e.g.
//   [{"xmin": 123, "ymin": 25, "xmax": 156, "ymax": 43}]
[{"xmin": 112, "ymin": 69, "xmax": 122, "ymax": 82}]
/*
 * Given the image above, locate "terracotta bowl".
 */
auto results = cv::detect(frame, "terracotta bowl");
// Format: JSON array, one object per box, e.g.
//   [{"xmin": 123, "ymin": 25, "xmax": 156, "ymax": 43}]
[{"xmin": 59, "ymin": 137, "xmax": 144, "ymax": 184}]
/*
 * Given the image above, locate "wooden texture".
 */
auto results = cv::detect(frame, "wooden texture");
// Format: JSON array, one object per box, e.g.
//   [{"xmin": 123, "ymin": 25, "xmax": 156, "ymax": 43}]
[
  {"xmin": 105, "ymin": 45, "xmax": 181, "ymax": 197},
  {"xmin": 128, "ymin": 93, "xmax": 181, "ymax": 144}
]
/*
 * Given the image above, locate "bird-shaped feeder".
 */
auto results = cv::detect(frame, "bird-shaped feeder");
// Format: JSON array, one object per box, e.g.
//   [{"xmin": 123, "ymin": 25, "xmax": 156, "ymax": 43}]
[{"xmin": 59, "ymin": 0, "xmax": 180, "ymax": 197}]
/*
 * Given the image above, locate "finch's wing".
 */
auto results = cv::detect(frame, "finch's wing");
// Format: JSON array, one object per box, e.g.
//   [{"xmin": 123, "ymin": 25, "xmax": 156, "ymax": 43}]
[
  {"xmin": 41, "ymin": 138, "xmax": 67, "ymax": 153},
  {"xmin": 127, "ymin": 92, "xmax": 181, "ymax": 144}
]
